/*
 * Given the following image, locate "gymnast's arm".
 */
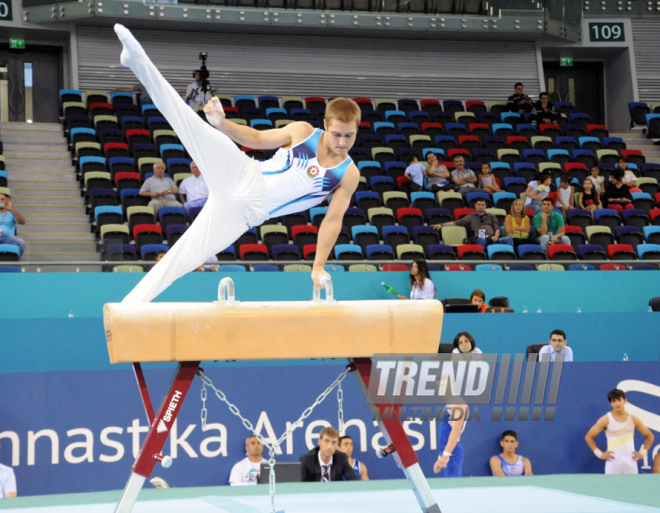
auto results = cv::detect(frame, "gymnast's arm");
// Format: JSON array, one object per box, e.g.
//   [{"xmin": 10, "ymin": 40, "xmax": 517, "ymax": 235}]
[
  {"xmin": 203, "ymin": 99, "xmax": 314, "ymax": 150},
  {"xmin": 311, "ymin": 165, "xmax": 360, "ymax": 288}
]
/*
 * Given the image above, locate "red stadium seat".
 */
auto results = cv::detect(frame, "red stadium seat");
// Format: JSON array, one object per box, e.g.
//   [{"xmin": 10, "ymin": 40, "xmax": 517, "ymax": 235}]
[
  {"xmin": 421, "ymin": 122, "xmax": 443, "ymax": 134},
  {"xmin": 447, "ymin": 148, "xmax": 470, "ymax": 160},
  {"xmin": 382, "ymin": 264, "xmax": 409, "ymax": 271},
  {"xmin": 548, "ymin": 244, "xmax": 576, "ymax": 260},
  {"xmin": 454, "ymin": 208, "xmax": 476, "ymax": 220},
  {"xmin": 303, "ymin": 244, "xmax": 317, "ymax": 260},
  {"xmin": 600, "ymin": 263, "xmax": 627, "ymax": 271},
  {"xmin": 457, "ymin": 244, "xmax": 485, "ymax": 260},
  {"xmin": 240, "ymin": 244, "xmax": 268, "ymax": 261},
  {"xmin": 563, "ymin": 225, "xmax": 583, "ymax": 233},
  {"xmin": 445, "ymin": 263, "xmax": 472, "ymax": 271},
  {"xmin": 608, "ymin": 244, "xmax": 636, "ymax": 259}
]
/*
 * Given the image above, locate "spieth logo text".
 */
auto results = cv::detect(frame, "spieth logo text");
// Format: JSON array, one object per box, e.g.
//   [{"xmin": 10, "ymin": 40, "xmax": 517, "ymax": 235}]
[{"xmin": 163, "ymin": 390, "xmax": 183, "ymax": 423}]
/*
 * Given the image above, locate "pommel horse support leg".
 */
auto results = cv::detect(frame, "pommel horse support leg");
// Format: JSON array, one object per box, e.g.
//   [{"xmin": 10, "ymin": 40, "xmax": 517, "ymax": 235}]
[{"xmin": 104, "ymin": 277, "xmax": 444, "ymax": 513}]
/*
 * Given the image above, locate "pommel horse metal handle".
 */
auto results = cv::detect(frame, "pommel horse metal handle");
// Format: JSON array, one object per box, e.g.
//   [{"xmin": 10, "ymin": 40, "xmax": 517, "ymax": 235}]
[{"xmin": 312, "ymin": 275, "xmax": 336, "ymax": 306}]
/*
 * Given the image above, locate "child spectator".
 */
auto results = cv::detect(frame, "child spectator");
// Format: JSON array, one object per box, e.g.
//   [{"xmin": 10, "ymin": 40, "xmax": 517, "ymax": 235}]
[
  {"xmin": 469, "ymin": 289, "xmax": 488, "ymax": 313},
  {"xmin": 425, "ymin": 152, "xmax": 452, "ymax": 193},
  {"xmin": 452, "ymin": 331, "xmax": 483, "ymax": 353},
  {"xmin": 404, "ymin": 154, "xmax": 425, "ymax": 193},
  {"xmin": 398, "ymin": 259, "xmax": 435, "ymax": 300},
  {"xmin": 477, "ymin": 163, "xmax": 501, "ymax": 193},
  {"xmin": 0, "ymin": 192, "xmax": 26, "ymax": 258},
  {"xmin": 504, "ymin": 199, "xmax": 531, "ymax": 248},
  {"xmin": 556, "ymin": 176, "xmax": 575, "ymax": 218},
  {"xmin": 587, "ymin": 165, "xmax": 605, "ymax": 192},
  {"xmin": 578, "ymin": 178, "xmax": 601, "ymax": 216},
  {"xmin": 524, "ymin": 172, "xmax": 552, "ymax": 213}
]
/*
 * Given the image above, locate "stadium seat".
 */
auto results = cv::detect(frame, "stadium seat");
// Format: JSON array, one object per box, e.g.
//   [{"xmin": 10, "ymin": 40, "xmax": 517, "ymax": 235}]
[
  {"xmin": 240, "ymin": 244, "xmax": 268, "ymax": 261},
  {"xmin": 487, "ymin": 244, "xmax": 515, "ymax": 260},
  {"xmin": 577, "ymin": 244, "xmax": 607, "ymax": 260},
  {"xmin": 548, "ymin": 244, "xmax": 576, "ymax": 260},
  {"xmin": 445, "ymin": 263, "xmax": 472, "ymax": 271},
  {"xmin": 638, "ymin": 243, "xmax": 660, "ymax": 260},
  {"xmin": 568, "ymin": 264, "xmax": 595, "ymax": 271},
  {"xmin": 457, "ymin": 244, "xmax": 486, "ymax": 260},
  {"xmin": 382, "ymin": 264, "xmax": 410, "ymax": 272}
]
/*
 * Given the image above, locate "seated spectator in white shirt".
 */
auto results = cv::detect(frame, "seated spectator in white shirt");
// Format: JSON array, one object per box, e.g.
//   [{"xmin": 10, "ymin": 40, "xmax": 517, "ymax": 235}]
[
  {"xmin": 404, "ymin": 154, "xmax": 426, "ymax": 193},
  {"xmin": 0, "ymin": 442, "xmax": 17, "ymax": 498},
  {"xmin": 618, "ymin": 157, "xmax": 637, "ymax": 188},
  {"xmin": 538, "ymin": 329, "xmax": 573, "ymax": 362},
  {"xmin": 587, "ymin": 165, "xmax": 605, "ymax": 193},
  {"xmin": 452, "ymin": 331, "xmax": 483, "ymax": 354},
  {"xmin": 229, "ymin": 435, "xmax": 268, "ymax": 486},
  {"xmin": 398, "ymin": 260, "xmax": 435, "ymax": 300},
  {"xmin": 140, "ymin": 162, "xmax": 182, "ymax": 217},
  {"xmin": 178, "ymin": 161, "xmax": 209, "ymax": 216}
]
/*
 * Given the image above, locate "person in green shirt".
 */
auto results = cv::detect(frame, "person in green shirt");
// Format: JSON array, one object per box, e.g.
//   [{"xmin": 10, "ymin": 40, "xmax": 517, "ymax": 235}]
[{"xmin": 533, "ymin": 197, "xmax": 570, "ymax": 251}]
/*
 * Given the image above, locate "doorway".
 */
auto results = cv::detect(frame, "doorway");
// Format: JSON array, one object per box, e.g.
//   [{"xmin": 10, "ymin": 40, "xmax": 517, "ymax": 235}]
[
  {"xmin": 0, "ymin": 45, "xmax": 63, "ymax": 123},
  {"xmin": 543, "ymin": 61, "xmax": 605, "ymax": 125}
]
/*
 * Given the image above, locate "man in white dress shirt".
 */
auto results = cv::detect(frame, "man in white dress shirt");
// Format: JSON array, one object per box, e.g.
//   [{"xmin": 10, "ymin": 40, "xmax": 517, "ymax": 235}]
[{"xmin": 178, "ymin": 161, "xmax": 208, "ymax": 216}]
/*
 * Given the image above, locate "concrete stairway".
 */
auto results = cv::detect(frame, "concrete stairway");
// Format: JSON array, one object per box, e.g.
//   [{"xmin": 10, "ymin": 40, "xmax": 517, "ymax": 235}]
[
  {"xmin": 611, "ymin": 130, "xmax": 660, "ymax": 164},
  {"xmin": 1, "ymin": 122, "xmax": 101, "ymax": 271}
]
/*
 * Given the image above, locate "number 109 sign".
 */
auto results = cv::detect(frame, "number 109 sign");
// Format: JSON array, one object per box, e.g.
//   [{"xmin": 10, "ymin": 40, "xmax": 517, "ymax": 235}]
[{"xmin": 589, "ymin": 22, "xmax": 625, "ymax": 42}]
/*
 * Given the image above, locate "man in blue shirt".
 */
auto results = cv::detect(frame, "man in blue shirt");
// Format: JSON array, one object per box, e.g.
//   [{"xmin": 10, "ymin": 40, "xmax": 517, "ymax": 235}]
[
  {"xmin": 404, "ymin": 154, "xmax": 426, "ymax": 193},
  {"xmin": 538, "ymin": 329, "xmax": 573, "ymax": 362},
  {"xmin": 0, "ymin": 192, "xmax": 26, "ymax": 257}
]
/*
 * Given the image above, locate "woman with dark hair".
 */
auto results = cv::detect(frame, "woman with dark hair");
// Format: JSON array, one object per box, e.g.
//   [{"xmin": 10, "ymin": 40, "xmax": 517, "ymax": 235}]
[
  {"xmin": 452, "ymin": 331, "xmax": 482, "ymax": 354},
  {"xmin": 398, "ymin": 259, "xmax": 435, "ymax": 300}
]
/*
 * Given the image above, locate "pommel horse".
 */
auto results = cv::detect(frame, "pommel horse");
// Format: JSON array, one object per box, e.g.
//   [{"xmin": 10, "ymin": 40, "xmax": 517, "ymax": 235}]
[{"xmin": 104, "ymin": 276, "xmax": 444, "ymax": 513}]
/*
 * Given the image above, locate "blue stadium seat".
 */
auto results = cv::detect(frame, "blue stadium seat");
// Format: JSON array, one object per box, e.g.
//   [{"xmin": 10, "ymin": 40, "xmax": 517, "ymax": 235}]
[
  {"xmin": 476, "ymin": 263, "xmax": 503, "ymax": 271},
  {"xmin": 140, "ymin": 244, "xmax": 168, "ymax": 260},
  {"xmin": 219, "ymin": 265, "xmax": 247, "ymax": 272},
  {"xmin": 637, "ymin": 244, "xmax": 660, "ymax": 259},
  {"xmin": 366, "ymin": 244, "xmax": 394, "ymax": 260},
  {"xmin": 252, "ymin": 265, "xmax": 280, "ymax": 272},
  {"xmin": 568, "ymin": 264, "xmax": 595, "ymax": 271},
  {"xmin": 335, "ymin": 244, "xmax": 362, "ymax": 260},
  {"xmin": 508, "ymin": 264, "xmax": 535, "ymax": 271},
  {"xmin": 487, "ymin": 244, "xmax": 515, "ymax": 260}
]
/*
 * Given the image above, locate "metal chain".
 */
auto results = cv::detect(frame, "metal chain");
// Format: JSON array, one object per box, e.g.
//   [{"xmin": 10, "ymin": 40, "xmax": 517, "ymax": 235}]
[
  {"xmin": 199, "ymin": 367, "xmax": 351, "ymax": 513},
  {"xmin": 337, "ymin": 381, "xmax": 344, "ymax": 435}
]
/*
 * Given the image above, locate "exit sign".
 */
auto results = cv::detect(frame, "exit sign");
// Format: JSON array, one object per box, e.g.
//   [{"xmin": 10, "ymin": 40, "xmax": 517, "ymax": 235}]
[
  {"xmin": 9, "ymin": 39, "xmax": 25, "ymax": 49},
  {"xmin": 560, "ymin": 58, "xmax": 573, "ymax": 67}
]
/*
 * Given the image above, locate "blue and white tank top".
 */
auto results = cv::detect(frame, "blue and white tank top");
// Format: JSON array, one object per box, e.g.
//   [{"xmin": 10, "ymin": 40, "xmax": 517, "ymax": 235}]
[
  {"xmin": 260, "ymin": 128, "xmax": 353, "ymax": 218},
  {"xmin": 438, "ymin": 406, "xmax": 467, "ymax": 447},
  {"xmin": 352, "ymin": 459, "xmax": 361, "ymax": 479},
  {"xmin": 496, "ymin": 455, "xmax": 524, "ymax": 476}
]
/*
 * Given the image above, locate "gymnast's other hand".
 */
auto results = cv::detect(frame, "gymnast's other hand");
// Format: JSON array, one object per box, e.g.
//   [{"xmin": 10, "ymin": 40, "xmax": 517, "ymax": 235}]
[
  {"xmin": 312, "ymin": 267, "xmax": 331, "ymax": 289},
  {"xmin": 433, "ymin": 455, "xmax": 449, "ymax": 473},
  {"xmin": 204, "ymin": 98, "xmax": 225, "ymax": 127}
]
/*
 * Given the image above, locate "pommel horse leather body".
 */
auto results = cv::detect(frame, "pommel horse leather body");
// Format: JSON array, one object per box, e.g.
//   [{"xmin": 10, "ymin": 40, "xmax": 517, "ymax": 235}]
[{"xmin": 104, "ymin": 299, "xmax": 443, "ymax": 363}]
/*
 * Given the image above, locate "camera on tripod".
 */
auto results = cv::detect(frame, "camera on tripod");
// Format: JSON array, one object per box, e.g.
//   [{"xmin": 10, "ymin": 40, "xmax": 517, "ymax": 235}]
[{"xmin": 194, "ymin": 51, "xmax": 211, "ymax": 94}]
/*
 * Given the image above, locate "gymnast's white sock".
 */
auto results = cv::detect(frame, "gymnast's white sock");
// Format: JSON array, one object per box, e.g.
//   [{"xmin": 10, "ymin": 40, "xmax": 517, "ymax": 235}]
[{"xmin": 114, "ymin": 24, "xmax": 146, "ymax": 68}]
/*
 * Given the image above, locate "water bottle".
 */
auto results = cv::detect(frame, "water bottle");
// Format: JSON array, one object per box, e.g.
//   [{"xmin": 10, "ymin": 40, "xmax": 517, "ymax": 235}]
[
  {"xmin": 576, "ymin": 307, "xmax": 581, "ymax": 313},
  {"xmin": 68, "ymin": 310, "xmax": 74, "ymax": 318},
  {"xmin": 623, "ymin": 353, "xmax": 628, "ymax": 362},
  {"xmin": 536, "ymin": 306, "xmax": 542, "ymax": 314},
  {"xmin": 649, "ymin": 306, "xmax": 653, "ymax": 313},
  {"xmin": 522, "ymin": 306, "xmax": 528, "ymax": 314}
]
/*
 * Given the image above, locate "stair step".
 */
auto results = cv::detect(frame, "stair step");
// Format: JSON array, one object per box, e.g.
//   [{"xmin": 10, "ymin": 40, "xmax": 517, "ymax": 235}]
[
  {"xmin": 10, "ymin": 187, "xmax": 80, "ymax": 197},
  {"xmin": 23, "ymin": 265, "xmax": 105, "ymax": 272},
  {"xmin": 20, "ymin": 232, "xmax": 95, "ymax": 241},
  {"xmin": 1, "ymin": 135, "xmax": 66, "ymax": 146},
  {"xmin": 6, "ymin": 164, "xmax": 76, "ymax": 172},
  {"xmin": 5, "ymin": 149, "xmax": 70, "ymax": 158},
  {"xmin": 0, "ymin": 121, "xmax": 62, "ymax": 131},
  {"xmin": 12, "ymin": 195, "xmax": 85, "ymax": 204},
  {"xmin": 23, "ymin": 222, "xmax": 91, "ymax": 234},
  {"xmin": 8, "ymin": 180, "xmax": 79, "ymax": 189},
  {"xmin": 14, "ymin": 204, "xmax": 87, "ymax": 214},
  {"xmin": 6, "ymin": 172, "xmax": 78, "ymax": 181},
  {"xmin": 22, "ymin": 251, "xmax": 101, "ymax": 262},
  {"xmin": 27, "ymin": 241, "xmax": 98, "ymax": 253},
  {"xmin": 24, "ymin": 213, "xmax": 91, "ymax": 223},
  {"xmin": 5, "ymin": 156, "xmax": 72, "ymax": 166}
]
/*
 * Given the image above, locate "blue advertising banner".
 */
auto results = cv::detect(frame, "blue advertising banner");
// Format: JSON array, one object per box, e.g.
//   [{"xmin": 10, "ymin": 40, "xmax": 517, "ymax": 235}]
[{"xmin": 0, "ymin": 362, "xmax": 658, "ymax": 497}]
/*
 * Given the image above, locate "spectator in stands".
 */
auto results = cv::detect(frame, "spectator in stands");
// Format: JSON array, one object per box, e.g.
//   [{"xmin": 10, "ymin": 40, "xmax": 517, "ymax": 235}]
[
  {"xmin": 490, "ymin": 431, "xmax": 533, "ymax": 476},
  {"xmin": 618, "ymin": 157, "xmax": 637, "ymax": 188},
  {"xmin": 398, "ymin": 259, "xmax": 435, "ymax": 300},
  {"xmin": 186, "ymin": 70, "xmax": 212, "ymax": 112},
  {"xmin": 178, "ymin": 161, "xmax": 208, "ymax": 216},
  {"xmin": 477, "ymin": 162, "xmax": 501, "ymax": 193},
  {"xmin": 194, "ymin": 254, "xmax": 219, "ymax": 272},
  {"xmin": 530, "ymin": 92, "xmax": 559, "ymax": 126},
  {"xmin": 450, "ymin": 155, "xmax": 477, "ymax": 194},
  {"xmin": 433, "ymin": 198, "xmax": 513, "ymax": 250},
  {"xmin": 533, "ymin": 198, "xmax": 570, "ymax": 251},
  {"xmin": 578, "ymin": 178, "xmax": 601, "ymax": 216},
  {"xmin": 504, "ymin": 199, "xmax": 531, "ymax": 248},
  {"xmin": 603, "ymin": 169, "xmax": 634, "ymax": 215},
  {"xmin": 300, "ymin": 427, "xmax": 358, "ymax": 482},
  {"xmin": 155, "ymin": 251, "xmax": 167, "ymax": 262},
  {"xmin": 140, "ymin": 162, "xmax": 183, "ymax": 216},
  {"xmin": 469, "ymin": 289, "xmax": 488, "ymax": 313},
  {"xmin": 425, "ymin": 152, "xmax": 452, "ymax": 193},
  {"xmin": 538, "ymin": 329, "xmax": 573, "ymax": 362},
  {"xmin": 507, "ymin": 83, "xmax": 533, "ymax": 114},
  {"xmin": 587, "ymin": 165, "xmax": 605, "ymax": 193},
  {"xmin": 404, "ymin": 154, "xmax": 425, "ymax": 193},
  {"xmin": 556, "ymin": 176, "xmax": 575, "ymax": 218},
  {"xmin": 0, "ymin": 192, "xmax": 26, "ymax": 258},
  {"xmin": 112, "ymin": 82, "xmax": 151, "ymax": 105},
  {"xmin": 338, "ymin": 436, "xmax": 369, "ymax": 480},
  {"xmin": 452, "ymin": 331, "xmax": 482, "ymax": 354},
  {"xmin": 229, "ymin": 435, "xmax": 268, "ymax": 486},
  {"xmin": 524, "ymin": 172, "xmax": 552, "ymax": 213},
  {"xmin": 0, "ymin": 441, "xmax": 17, "ymax": 497}
]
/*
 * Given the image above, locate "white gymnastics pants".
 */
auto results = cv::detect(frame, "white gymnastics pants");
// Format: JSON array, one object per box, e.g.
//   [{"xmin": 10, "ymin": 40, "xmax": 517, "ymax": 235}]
[{"xmin": 115, "ymin": 25, "xmax": 269, "ymax": 304}]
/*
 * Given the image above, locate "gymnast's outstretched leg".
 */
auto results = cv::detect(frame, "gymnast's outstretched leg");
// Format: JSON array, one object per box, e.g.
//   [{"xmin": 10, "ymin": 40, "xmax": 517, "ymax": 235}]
[{"xmin": 115, "ymin": 24, "xmax": 267, "ymax": 303}]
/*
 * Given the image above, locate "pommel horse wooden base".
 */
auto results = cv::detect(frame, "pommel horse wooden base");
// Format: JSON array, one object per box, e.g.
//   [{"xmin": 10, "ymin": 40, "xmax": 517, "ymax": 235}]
[{"xmin": 104, "ymin": 277, "xmax": 444, "ymax": 513}]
